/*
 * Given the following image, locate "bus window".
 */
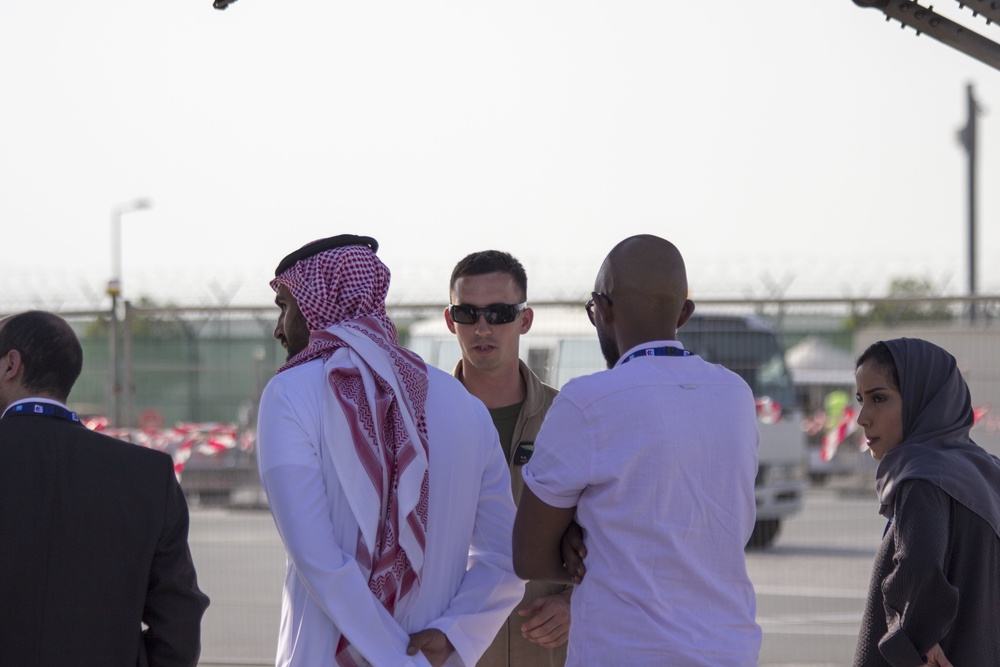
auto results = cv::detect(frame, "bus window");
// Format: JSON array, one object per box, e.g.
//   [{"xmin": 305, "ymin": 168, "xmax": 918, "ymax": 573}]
[{"xmin": 676, "ymin": 330, "xmax": 796, "ymax": 407}]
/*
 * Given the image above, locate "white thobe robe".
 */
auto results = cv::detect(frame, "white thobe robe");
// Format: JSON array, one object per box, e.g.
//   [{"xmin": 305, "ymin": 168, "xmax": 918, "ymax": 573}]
[{"xmin": 257, "ymin": 358, "xmax": 524, "ymax": 667}]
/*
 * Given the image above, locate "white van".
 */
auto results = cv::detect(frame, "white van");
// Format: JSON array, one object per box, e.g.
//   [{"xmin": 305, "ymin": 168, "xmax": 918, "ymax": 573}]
[{"xmin": 407, "ymin": 307, "xmax": 807, "ymax": 548}]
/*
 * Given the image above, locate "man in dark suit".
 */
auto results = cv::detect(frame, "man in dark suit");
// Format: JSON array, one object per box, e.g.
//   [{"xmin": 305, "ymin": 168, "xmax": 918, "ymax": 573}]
[{"xmin": 0, "ymin": 310, "xmax": 209, "ymax": 667}]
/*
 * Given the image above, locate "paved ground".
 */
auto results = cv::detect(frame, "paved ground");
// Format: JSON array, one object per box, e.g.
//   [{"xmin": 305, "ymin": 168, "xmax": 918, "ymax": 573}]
[{"xmin": 191, "ymin": 474, "xmax": 885, "ymax": 666}]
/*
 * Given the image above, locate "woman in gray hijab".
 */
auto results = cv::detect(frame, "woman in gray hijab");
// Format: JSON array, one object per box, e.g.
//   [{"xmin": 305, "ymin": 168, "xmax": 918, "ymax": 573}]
[{"xmin": 852, "ymin": 338, "xmax": 1000, "ymax": 667}]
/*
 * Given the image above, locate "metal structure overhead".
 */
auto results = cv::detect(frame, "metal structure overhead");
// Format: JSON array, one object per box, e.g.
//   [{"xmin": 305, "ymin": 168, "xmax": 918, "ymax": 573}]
[
  {"xmin": 206, "ymin": 0, "xmax": 1000, "ymax": 68},
  {"xmin": 854, "ymin": 0, "xmax": 1000, "ymax": 70}
]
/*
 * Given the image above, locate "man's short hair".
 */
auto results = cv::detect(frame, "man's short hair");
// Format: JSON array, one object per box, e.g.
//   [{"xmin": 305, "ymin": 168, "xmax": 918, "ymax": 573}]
[
  {"xmin": 0, "ymin": 311, "xmax": 83, "ymax": 401},
  {"xmin": 449, "ymin": 250, "xmax": 528, "ymax": 302}
]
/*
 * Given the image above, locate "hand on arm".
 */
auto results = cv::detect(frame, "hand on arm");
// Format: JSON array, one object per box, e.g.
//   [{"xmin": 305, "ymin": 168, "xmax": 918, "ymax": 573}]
[
  {"xmin": 512, "ymin": 486, "xmax": 576, "ymax": 583},
  {"xmin": 518, "ymin": 589, "xmax": 571, "ymax": 648}
]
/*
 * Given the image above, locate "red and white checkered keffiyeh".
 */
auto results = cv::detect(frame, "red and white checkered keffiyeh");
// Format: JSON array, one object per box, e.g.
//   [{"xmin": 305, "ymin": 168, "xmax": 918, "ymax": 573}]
[{"xmin": 271, "ymin": 244, "xmax": 430, "ymax": 666}]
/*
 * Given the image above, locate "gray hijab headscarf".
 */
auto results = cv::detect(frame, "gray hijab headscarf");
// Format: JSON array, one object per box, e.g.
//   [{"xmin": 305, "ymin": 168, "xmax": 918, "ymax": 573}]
[{"xmin": 874, "ymin": 337, "xmax": 1000, "ymax": 539}]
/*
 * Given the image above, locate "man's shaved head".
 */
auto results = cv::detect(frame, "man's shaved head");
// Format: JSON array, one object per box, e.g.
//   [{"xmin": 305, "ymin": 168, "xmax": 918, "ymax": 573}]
[
  {"xmin": 592, "ymin": 234, "xmax": 695, "ymax": 366},
  {"xmin": 598, "ymin": 235, "xmax": 689, "ymax": 320}
]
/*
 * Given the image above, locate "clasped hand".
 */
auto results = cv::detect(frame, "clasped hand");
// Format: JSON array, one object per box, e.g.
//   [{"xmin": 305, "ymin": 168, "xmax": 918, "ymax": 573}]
[{"xmin": 407, "ymin": 629, "xmax": 453, "ymax": 667}]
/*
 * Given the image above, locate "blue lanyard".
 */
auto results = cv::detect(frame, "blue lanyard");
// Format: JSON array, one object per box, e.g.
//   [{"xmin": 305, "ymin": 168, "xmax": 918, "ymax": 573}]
[
  {"xmin": 620, "ymin": 346, "xmax": 692, "ymax": 365},
  {"xmin": 3, "ymin": 401, "xmax": 82, "ymax": 424}
]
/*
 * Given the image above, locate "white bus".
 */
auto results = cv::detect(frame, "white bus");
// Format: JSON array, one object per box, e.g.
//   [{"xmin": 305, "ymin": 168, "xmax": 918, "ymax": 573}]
[{"xmin": 408, "ymin": 308, "xmax": 807, "ymax": 548}]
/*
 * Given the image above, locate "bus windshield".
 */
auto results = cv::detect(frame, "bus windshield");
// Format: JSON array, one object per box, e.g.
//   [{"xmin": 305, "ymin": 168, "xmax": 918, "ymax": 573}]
[{"xmin": 676, "ymin": 330, "xmax": 796, "ymax": 407}]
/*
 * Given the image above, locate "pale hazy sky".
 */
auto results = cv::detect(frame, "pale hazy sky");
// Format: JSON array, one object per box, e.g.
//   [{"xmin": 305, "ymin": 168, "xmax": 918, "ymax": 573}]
[{"xmin": 2, "ymin": 1, "xmax": 998, "ymax": 311}]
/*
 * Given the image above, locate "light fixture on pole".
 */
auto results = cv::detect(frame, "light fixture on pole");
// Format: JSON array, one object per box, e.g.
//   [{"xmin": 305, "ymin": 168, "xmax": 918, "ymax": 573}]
[{"xmin": 109, "ymin": 197, "xmax": 152, "ymax": 301}]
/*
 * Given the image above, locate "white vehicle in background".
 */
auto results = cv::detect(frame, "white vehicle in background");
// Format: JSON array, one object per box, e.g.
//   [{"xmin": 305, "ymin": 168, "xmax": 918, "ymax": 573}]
[{"xmin": 407, "ymin": 308, "xmax": 807, "ymax": 549}]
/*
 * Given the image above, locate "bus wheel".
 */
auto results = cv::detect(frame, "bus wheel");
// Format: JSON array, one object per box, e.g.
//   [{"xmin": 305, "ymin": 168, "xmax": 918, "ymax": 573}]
[{"xmin": 746, "ymin": 519, "xmax": 780, "ymax": 550}]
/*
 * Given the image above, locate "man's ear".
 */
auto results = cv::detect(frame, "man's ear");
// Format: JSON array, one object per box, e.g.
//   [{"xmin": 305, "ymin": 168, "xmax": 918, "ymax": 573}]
[
  {"xmin": 519, "ymin": 307, "xmax": 533, "ymax": 335},
  {"xmin": 1, "ymin": 349, "xmax": 22, "ymax": 382},
  {"xmin": 444, "ymin": 307, "xmax": 457, "ymax": 334},
  {"xmin": 676, "ymin": 299, "xmax": 696, "ymax": 330}
]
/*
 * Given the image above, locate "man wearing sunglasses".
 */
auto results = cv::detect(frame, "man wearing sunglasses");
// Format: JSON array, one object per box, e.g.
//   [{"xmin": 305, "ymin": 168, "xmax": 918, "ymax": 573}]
[
  {"xmin": 445, "ymin": 250, "xmax": 569, "ymax": 667},
  {"xmin": 512, "ymin": 235, "xmax": 762, "ymax": 666}
]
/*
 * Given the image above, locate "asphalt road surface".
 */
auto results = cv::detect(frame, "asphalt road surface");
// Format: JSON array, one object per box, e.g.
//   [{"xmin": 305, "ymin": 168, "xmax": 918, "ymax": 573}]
[{"xmin": 191, "ymin": 479, "xmax": 885, "ymax": 667}]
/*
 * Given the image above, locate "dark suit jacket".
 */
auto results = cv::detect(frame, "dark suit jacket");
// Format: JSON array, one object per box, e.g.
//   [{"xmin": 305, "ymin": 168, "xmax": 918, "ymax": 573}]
[{"xmin": 0, "ymin": 409, "xmax": 210, "ymax": 667}]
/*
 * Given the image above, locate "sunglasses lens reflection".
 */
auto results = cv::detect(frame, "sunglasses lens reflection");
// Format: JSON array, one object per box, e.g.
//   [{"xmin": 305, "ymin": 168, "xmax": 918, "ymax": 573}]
[{"xmin": 450, "ymin": 306, "xmax": 480, "ymax": 324}]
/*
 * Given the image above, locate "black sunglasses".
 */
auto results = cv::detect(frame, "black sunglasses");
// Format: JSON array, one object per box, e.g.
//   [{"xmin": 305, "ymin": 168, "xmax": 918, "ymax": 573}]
[
  {"xmin": 449, "ymin": 302, "xmax": 527, "ymax": 325},
  {"xmin": 585, "ymin": 292, "xmax": 613, "ymax": 325}
]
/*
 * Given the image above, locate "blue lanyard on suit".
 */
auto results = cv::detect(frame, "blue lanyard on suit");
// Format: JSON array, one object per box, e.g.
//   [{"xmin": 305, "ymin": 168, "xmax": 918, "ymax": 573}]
[{"xmin": 3, "ymin": 401, "xmax": 82, "ymax": 425}]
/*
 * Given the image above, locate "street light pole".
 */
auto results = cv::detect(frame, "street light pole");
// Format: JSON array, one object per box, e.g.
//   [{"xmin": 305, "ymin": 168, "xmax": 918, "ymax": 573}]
[
  {"xmin": 958, "ymin": 85, "xmax": 980, "ymax": 323},
  {"xmin": 107, "ymin": 197, "xmax": 152, "ymax": 427}
]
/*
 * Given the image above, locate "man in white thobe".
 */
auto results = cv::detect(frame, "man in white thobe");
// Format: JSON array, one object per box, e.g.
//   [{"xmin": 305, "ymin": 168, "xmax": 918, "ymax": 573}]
[{"xmin": 257, "ymin": 234, "xmax": 524, "ymax": 667}]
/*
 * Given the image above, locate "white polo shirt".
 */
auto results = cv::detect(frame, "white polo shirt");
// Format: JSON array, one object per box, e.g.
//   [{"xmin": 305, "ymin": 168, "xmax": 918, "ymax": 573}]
[{"xmin": 523, "ymin": 340, "xmax": 762, "ymax": 666}]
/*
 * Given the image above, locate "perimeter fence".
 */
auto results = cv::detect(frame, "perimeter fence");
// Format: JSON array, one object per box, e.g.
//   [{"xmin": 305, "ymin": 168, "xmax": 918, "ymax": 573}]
[{"xmin": 8, "ymin": 295, "xmax": 1000, "ymax": 665}]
